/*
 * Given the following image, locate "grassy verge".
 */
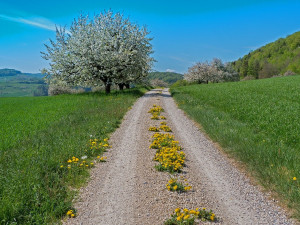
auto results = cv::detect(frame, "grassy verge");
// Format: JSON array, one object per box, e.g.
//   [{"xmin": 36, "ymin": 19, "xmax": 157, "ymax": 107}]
[
  {"xmin": 170, "ymin": 76, "xmax": 300, "ymax": 219},
  {"xmin": 0, "ymin": 87, "xmax": 148, "ymax": 224}
]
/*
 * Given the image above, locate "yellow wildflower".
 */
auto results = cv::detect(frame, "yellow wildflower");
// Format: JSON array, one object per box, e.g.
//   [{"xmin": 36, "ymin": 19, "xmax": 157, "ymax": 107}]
[
  {"xmin": 175, "ymin": 208, "xmax": 180, "ymax": 213},
  {"xmin": 183, "ymin": 214, "xmax": 190, "ymax": 220}
]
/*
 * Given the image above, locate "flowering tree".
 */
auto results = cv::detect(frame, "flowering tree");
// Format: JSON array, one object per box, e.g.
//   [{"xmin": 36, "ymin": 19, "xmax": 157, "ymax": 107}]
[
  {"xmin": 42, "ymin": 11, "xmax": 154, "ymax": 93},
  {"xmin": 184, "ymin": 58, "xmax": 239, "ymax": 84}
]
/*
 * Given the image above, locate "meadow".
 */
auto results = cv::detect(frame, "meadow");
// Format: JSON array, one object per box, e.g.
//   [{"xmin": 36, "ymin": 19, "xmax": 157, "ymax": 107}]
[
  {"xmin": 171, "ymin": 75, "xmax": 300, "ymax": 218},
  {"xmin": 0, "ymin": 75, "xmax": 46, "ymax": 97},
  {"xmin": 0, "ymin": 88, "xmax": 148, "ymax": 224}
]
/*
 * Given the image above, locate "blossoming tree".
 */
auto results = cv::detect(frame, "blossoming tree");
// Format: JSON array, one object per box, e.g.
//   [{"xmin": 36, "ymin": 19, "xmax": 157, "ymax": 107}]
[
  {"xmin": 42, "ymin": 11, "xmax": 154, "ymax": 93},
  {"xmin": 184, "ymin": 58, "xmax": 239, "ymax": 84}
]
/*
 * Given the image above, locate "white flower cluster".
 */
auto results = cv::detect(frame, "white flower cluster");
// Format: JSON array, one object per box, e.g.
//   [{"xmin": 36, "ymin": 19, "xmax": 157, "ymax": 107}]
[
  {"xmin": 184, "ymin": 58, "xmax": 240, "ymax": 84},
  {"xmin": 42, "ymin": 10, "xmax": 154, "ymax": 93}
]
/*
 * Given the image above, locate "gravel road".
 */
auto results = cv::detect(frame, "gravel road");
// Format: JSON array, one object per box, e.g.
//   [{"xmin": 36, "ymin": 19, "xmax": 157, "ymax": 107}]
[{"xmin": 65, "ymin": 89, "xmax": 296, "ymax": 225}]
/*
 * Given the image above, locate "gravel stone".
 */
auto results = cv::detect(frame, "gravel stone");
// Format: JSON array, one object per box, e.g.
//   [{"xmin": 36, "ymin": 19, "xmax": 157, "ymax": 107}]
[{"xmin": 64, "ymin": 89, "xmax": 296, "ymax": 225}]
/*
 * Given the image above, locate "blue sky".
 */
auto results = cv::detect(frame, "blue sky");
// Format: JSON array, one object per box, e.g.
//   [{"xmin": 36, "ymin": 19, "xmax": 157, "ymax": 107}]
[{"xmin": 0, "ymin": 0, "xmax": 300, "ymax": 73}]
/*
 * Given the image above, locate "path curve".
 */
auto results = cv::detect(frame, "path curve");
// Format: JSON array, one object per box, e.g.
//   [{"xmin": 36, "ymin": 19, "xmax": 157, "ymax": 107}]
[{"xmin": 65, "ymin": 89, "xmax": 295, "ymax": 225}]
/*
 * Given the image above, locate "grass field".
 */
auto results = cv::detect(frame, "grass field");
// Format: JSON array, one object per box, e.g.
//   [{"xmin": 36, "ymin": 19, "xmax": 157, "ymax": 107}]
[
  {"xmin": 0, "ymin": 75, "xmax": 46, "ymax": 97},
  {"xmin": 0, "ymin": 88, "xmax": 148, "ymax": 224},
  {"xmin": 171, "ymin": 75, "xmax": 300, "ymax": 219}
]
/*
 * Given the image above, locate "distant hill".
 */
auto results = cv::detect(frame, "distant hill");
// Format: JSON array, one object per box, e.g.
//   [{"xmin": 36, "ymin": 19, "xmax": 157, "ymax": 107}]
[
  {"xmin": 0, "ymin": 68, "xmax": 44, "ymax": 78},
  {"xmin": 0, "ymin": 68, "xmax": 22, "ymax": 77},
  {"xmin": 232, "ymin": 31, "xmax": 300, "ymax": 79},
  {"xmin": 0, "ymin": 68, "xmax": 47, "ymax": 97},
  {"xmin": 148, "ymin": 72, "xmax": 183, "ymax": 85}
]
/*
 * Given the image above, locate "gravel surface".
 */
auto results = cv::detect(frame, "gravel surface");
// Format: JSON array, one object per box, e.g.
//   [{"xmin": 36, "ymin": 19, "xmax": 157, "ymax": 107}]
[{"xmin": 65, "ymin": 89, "xmax": 296, "ymax": 225}]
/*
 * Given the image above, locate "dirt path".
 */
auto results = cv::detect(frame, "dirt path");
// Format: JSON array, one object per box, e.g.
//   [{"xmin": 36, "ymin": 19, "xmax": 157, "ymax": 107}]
[{"xmin": 66, "ymin": 89, "xmax": 295, "ymax": 225}]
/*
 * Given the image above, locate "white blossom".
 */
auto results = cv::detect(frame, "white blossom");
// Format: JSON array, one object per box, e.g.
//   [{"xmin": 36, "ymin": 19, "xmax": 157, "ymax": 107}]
[{"xmin": 41, "ymin": 10, "xmax": 154, "ymax": 93}]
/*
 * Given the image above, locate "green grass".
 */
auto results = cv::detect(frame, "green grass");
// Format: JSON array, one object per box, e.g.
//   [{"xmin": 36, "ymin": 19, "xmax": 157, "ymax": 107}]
[
  {"xmin": 0, "ymin": 87, "xmax": 148, "ymax": 224},
  {"xmin": 171, "ymin": 76, "xmax": 300, "ymax": 219},
  {"xmin": 0, "ymin": 75, "xmax": 45, "ymax": 97}
]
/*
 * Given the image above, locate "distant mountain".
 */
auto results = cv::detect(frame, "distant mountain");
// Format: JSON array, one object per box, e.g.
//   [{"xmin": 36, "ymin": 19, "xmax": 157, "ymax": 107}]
[
  {"xmin": 0, "ymin": 68, "xmax": 22, "ymax": 77},
  {"xmin": 232, "ymin": 31, "xmax": 300, "ymax": 79},
  {"xmin": 0, "ymin": 68, "xmax": 44, "ymax": 78},
  {"xmin": 148, "ymin": 72, "xmax": 183, "ymax": 85}
]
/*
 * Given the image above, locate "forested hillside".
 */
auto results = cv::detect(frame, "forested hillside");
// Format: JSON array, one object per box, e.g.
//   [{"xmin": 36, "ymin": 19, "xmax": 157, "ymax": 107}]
[
  {"xmin": 232, "ymin": 31, "xmax": 300, "ymax": 79},
  {"xmin": 148, "ymin": 72, "xmax": 183, "ymax": 85}
]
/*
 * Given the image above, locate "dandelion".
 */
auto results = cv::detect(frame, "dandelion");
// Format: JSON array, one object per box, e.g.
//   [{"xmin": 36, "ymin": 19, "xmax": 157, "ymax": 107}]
[
  {"xmin": 66, "ymin": 210, "xmax": 73, "ymax": 215},
  {"xmin": 293, "ymin": 177, "xmax": 297, "ymax": 181},
  {"xmin": 71, "ymin": 214, "xmax": 75, "ymax": 218},
  {"xmin": 183, "ymin": 214, "xmax": 190, "ymax": 220},
  {"xmin": 60, "ymin": 165, "xmax": 64, "ymax": 168},
  {"xmin": 67, "ymin": 159, "xmax": 72, "ymax": 163},
  {"xmin": 100, "ymin": 156, "xmax": 107, "ymax": 161}
]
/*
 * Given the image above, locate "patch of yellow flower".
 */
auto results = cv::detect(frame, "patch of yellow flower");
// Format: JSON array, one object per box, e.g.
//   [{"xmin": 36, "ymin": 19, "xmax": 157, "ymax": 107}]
[
  {"xmin": 148, "ymin": 104, "xmax": 164, "ymax": 114},
  {"xmin": 148, "ymin": 126, "xmax": 160, "ymax": 132},
  {"xmin": 159, "ymin": 124, "xmax": 172, "ymax": 132},
  {"xmin": 154, "ymin": 147, "xmax": 185, "ymax": 173},
  {"xmin": 89, "ymin": 138, "xmax": 111, "ymax": 155},
  {"xmin": 148, "ymin": 104, "xmax": 165, "ymax": 120},
  {"xmin": 166, "ymin": 177, "xmax": 192, "ymax": 192},
  {"xmin": 150, "ymin": 113, "xmax": 160, "ymax": 120},
  {"xmin": 66, "ymin": 209, "xmax": 75, "ymax": 218},
  {"xmin": 149, "ymin": 133, "xmax": 178, "ymax": 149},
  {"xmin": 165, "ymin": 207, "xmax": 216, "ymax": 224}
]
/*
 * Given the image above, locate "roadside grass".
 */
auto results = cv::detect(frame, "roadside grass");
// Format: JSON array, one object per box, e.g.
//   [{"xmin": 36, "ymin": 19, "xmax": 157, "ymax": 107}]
[
  {"xmin": 170, "ymin": 76, "xmax": 300, "ymax": 219},
  {"xmin": 0, "ymin": 87, "xmax": 148, "ymax": 224}
]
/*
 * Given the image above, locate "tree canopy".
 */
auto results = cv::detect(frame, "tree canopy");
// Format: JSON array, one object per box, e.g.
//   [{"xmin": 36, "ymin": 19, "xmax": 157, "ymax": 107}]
[
  {"xmin": 42, "ymin": 11, "xmax": 154, "ymax": 93},
  {"xmin": 184, "ymin": 58, "xmax": 239, "ymax": 84},
  {"xmin": 232, "ymin": 31, "xmax": 300, "ymax": 79}
]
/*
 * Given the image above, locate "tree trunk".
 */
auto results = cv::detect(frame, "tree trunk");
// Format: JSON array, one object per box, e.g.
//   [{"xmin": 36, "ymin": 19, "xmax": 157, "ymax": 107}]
[
  {"xmin": 105, "ymin": 83, "xmax": 111, "ymax": 94},
  {"xmin": 118, "ymin": 83, "xmax": 124, "ymax": 90},
  {"xmin": 125, "ymin": 83, "xmax": 130, "ymax": 89}
]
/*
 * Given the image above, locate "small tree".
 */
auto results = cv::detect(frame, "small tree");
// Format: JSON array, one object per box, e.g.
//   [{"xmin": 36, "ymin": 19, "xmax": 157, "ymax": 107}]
[
  {"xmin": 184, "ymin": 58, "xmax": 239, "ymax": 84},
  {"xmin": 184, "ymin": 62, "xmax": 212, "ymax": 84},
  {"xmin": 42, "ymin": 11, "xmax": 154, "ymax": 93}
]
